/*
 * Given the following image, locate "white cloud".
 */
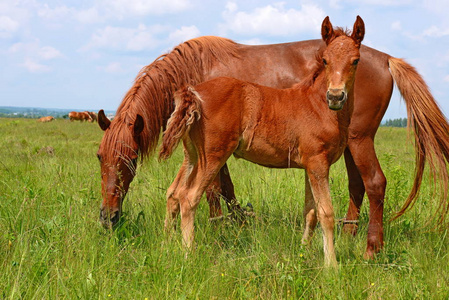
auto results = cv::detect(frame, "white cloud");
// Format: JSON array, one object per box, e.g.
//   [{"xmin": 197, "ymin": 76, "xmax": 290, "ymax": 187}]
[
  {"xmin": 22, "ymin": 58, "xmax": 51, "ymax": 73},
  {"xmin": 39, "ymin": 46, "xmax": 63, "ymax": 60},
  {"xmin": 102, "ymin": 0, "xmax": 191, "ymax": 17},
  {"xmin": 240, "ymin": 38, "xmax": 264, "ymax": 45},
  {"xmin": 0, "ymin": 15, "xmax": 20, "ymax": 38},
  {"xmin": 82, "ymin": 24, "xmax": 163, "ymax": 52},
  {"xmin": 75, "ymin": 7, "xmax": 102, "ymax": 24},
  {"xmin": 37, "ymin": 4, "xmax": 72, "ymax": 20},
  {"xmin": 422, "ymin": 25, "xmax": 449, "ymax": 38},
  {"xmin": 8, "ymin": 41, "xmax": 62, "ymax": 73},
  {"xmin": 102, "ymin": 62, "xmax": 124, "ymax": 74},
  {"xmin": 335, "ymin": 0, "xmax": 411, "ymax": 5},
  {"xmin": 168, "ymin": 26, "xmax": 200, "ymax": 45},
  {"xmin": 391, "ymin": 21, "xmax": 401, "ymax": 31},
  {"xmin": 221, "ymin": 2, "xmax": 326, "ymax": 36}
]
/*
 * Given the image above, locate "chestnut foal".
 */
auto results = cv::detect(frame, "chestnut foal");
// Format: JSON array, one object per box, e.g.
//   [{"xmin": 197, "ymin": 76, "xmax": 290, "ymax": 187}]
[{"xmin": 160, "ymin": 16, "xmax": 365, "ymax": 267}]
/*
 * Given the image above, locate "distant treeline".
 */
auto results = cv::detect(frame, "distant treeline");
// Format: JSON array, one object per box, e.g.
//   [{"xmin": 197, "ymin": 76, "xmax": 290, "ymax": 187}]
[
  {"xmin": 382, "ymin": 118, "xmax": 407, "ymax": 127},
  {"xmin": 0, "ymin": 106, "xmax": 113, "ymax": 119}
]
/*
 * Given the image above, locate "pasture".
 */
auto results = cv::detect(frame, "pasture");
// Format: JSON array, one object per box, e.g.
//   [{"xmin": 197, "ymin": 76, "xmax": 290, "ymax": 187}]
[{"xmin": 0, "ymin": 117, "xmax": 448, "ymax": 299}]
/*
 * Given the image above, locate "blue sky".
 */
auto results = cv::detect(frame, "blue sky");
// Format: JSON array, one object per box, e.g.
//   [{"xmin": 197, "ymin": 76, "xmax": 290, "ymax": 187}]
[{"xmin": 1, "ymin": 0, "xmax": 449, "ymax": 119}]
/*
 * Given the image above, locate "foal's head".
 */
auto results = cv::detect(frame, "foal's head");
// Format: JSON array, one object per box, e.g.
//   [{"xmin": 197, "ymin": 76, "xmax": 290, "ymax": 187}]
[{"xmin": 321, "ymin": 16, "xmax": 365, "ymax": 110}]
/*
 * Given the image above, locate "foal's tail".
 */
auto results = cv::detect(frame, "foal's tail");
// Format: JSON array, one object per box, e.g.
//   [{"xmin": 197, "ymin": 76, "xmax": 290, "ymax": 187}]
[
  {"xmin": 389, "ymin": 57, "xmax": 449, "ymax": 223},
  {"xmin": 159, "ymin": 86, "xmax": 202, "ymax": 160}
]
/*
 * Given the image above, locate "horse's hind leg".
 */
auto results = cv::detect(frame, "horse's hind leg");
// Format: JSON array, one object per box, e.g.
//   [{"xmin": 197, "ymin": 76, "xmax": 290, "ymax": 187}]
[
  {"xmin": 348, "ymin": 140, "xmax": 386, "ymax": 259},
  {"xmin": 342, "ymin": 148, "xmax": 366, "ymax": 235},
  {"xmin": 302, "ymin": 172, "xmax": 318, "ymax": 244},
  {"xmin": 306, "ymin": 160, "xmax": 337, "ymax": 267},
  {"xmin": 205, "ymin": 175, "xmax": 223, "ymax": 219},
  {"xmin": 219, "ymin": 164, "xmax": 245, "ymax": 220}
]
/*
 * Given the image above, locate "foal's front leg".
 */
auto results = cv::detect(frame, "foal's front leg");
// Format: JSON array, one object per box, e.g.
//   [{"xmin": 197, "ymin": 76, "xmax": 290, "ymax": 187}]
[
  {"xmin": 302, "ymin": 172, "xmax": 318, "ymax": 244},
  {"xmin": 306, "ymin": 162, "xmax": 337, "ymax": 268}
]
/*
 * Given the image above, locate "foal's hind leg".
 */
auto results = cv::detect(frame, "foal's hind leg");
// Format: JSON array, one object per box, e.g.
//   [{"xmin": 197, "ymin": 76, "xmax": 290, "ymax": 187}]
[
  {"xmin": 165, "ymin": 160, "xmax": 188, "ymax": 233},
  {"xmin": 176, "ymin": 159, "xmax": 228, "ymax": 248},
  {"xmin": 306, "ymin": 160, "xmax": 337, "ymax": 267},
  {"xmin": 302, "ymin": 172, "xmax": 318, "ymax": 244}
]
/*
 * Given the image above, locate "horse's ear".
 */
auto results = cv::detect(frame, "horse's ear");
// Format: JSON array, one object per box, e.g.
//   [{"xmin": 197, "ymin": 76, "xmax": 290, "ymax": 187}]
[
  {"xmin": 134, "ymin": 114, "xmax": 144, "ymax": 136},
  {"xmin": 98, "ymin": 109, "xmax": 111, "ymax": 131},
  {"xmin": 321, "ymin": 16, "xmax": 334, "ymax": 45},
  {"xmin": 351, "ymin": 16, "xmax": 365, "ymax": 47}
]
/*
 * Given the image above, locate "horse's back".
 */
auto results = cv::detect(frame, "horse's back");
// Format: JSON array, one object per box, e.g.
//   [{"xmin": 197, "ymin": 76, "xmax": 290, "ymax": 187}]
[{"xmin": 206, "ymin": 39, "xmax": 393, "ymax": 138}]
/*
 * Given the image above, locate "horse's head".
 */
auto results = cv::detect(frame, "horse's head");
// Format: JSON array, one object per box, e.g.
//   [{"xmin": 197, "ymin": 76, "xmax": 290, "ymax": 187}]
[
  {"xmin": 321, "ymin": 16, "xmax": 365, "ymax": 110},
  {"xmin": 97, "ymin": 109, "xmax": 144, "ymax": 228}
]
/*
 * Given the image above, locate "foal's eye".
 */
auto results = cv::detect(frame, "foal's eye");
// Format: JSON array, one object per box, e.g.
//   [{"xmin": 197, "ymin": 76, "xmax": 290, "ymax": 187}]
[
  {"xmin": 352, "ymin": 59, "xmax": 360, "ymax": 66},
  {"xmin": 97, "ymin": 154, "xmax": 102, "ymax": 162},
  {"xmin": 323, "ymin": 58, "xmax": 328, "ymax": 66}
]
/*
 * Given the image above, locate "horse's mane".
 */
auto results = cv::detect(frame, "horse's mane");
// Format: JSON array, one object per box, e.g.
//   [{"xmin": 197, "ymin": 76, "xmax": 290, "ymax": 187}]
[
  {"xmin": 293, "ymin": 27, "xmax": 352, "ymax": 90},
  {"xmin": 110, "ymin": 36, "xmax": 240, "ymax": 160}
]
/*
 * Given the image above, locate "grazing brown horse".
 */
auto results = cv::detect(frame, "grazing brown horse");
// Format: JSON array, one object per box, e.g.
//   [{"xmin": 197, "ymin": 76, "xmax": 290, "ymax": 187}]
[
  {"xmin": 69, "ymin": 111, "xmax": 93, "ymax": 122},
  {"xmin": 85, "ymin": 111, "xmax": 97, "ymax": 122},
  {"xmin": 38, "ymin": 116, "xmax": 54, "ymax": 122},
  {"xmin": 97, "ymin": 17, "xmax": 449, "ymax": 259},
  {"xmin": 159, "ymin": 16, "xmax": 364, "ymax": 267}
]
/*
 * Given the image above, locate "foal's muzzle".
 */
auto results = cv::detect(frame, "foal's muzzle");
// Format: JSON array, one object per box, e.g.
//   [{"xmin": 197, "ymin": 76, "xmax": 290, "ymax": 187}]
[{"xmin": 326, "ymin": 89, "xmax": 347, "ymax": 110}]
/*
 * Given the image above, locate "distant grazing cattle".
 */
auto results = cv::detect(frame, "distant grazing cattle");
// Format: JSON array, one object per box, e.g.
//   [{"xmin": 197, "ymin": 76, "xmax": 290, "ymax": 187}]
[
  {"xmin": 69, "ymin": 111, "xmax": 92, "ymax": 122},
  {"xmin": 38, "ymin": 116, "xmax": 55, "ymax": 122}
]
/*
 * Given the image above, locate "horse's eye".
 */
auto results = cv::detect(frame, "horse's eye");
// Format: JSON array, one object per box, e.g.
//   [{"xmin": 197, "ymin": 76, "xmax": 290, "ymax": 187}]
[
  {"xmin": 323, "ymin": 58, "xmax": 328, "ymax": 66},
  {"xmin": 97, "ymin": 154, "xmax": 102, "ymax": 162},
  {"xmin": 353, "ymin": 59, "xmax": 359, "ymax": 66}
]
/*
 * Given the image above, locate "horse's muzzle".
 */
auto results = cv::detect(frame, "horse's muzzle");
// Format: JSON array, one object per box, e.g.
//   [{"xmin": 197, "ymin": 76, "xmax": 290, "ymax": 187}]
[
  {"xmin": 99, "ymin": 207, "xmax": 121, "ymax": 229},
  {"xmin": 326, "ymin": 89, "xmax": 347, "ymax": 110}
]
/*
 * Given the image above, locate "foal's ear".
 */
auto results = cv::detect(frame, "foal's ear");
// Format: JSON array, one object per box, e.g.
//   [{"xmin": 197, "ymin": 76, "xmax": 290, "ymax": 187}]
[
  {"xmin": 133, "ymin": 114, "xmax": 144, "ymax": 136},
  {"xmin": 351, "ymin": 16, "xmax": 365, "ymax": 47},
  {"xmin": 321, "ymin": 16, "xmax": 335, "ymax": 45},
  {"xmin": 98, "ymin": 109, "xmax": 111, "ymax": 131}
]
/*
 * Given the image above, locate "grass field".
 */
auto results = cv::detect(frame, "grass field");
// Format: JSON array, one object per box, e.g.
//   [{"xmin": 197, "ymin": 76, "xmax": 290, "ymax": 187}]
[{"xmin": 0, "ymin": 117, "xmax": 448, "ymax": 299}]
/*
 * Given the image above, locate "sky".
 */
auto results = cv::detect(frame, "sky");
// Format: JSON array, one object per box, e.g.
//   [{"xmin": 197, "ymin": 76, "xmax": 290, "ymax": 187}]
[{"xmin": 1, "ymin": 0, "xmax": 449, "ymax": 119}]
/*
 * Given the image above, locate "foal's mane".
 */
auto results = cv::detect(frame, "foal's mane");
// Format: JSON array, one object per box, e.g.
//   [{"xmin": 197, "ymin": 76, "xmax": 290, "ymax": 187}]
[
  {"xmin": 293, "ymin": 27, "xmax": 352, "ymax": 90},
  {"xmin": 109, "ymin": 36, "xmax": 240, "ymax": 160}
]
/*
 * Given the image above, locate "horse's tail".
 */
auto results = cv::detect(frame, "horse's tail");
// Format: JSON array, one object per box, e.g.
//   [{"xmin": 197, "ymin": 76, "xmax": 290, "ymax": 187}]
[
  {"xmin": 388, "ymin": 57, "xmax": 449, "ymax": 223},
  {"xmin": 159, "ymin": 86, "xmax": 202, "ymax": 160}
]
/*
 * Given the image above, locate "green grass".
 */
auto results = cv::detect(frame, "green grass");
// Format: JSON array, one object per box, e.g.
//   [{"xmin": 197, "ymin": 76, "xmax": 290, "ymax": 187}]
[{"xmin": 0, "ymin": 118, "xmax": 448, "ymax": 299}]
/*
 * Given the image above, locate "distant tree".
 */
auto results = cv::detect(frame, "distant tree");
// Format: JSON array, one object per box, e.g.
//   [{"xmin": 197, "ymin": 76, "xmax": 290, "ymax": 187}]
[{"xmin": 382, "ymin": 118, "xmax": 407, "ymax": 127}]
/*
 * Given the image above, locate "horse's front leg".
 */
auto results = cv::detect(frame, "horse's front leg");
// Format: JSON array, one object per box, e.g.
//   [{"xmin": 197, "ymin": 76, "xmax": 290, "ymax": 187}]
[
  {"xmin": 347, "ymin": 140, "xmax": 386, "ymax": 259},
  {"xmin": 342, "ymin": 148, "xmax": 365, "ymax": 235},
  {"xmin": 306, "ymin": 160, "xmax": 337, "ymax": 268}
]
